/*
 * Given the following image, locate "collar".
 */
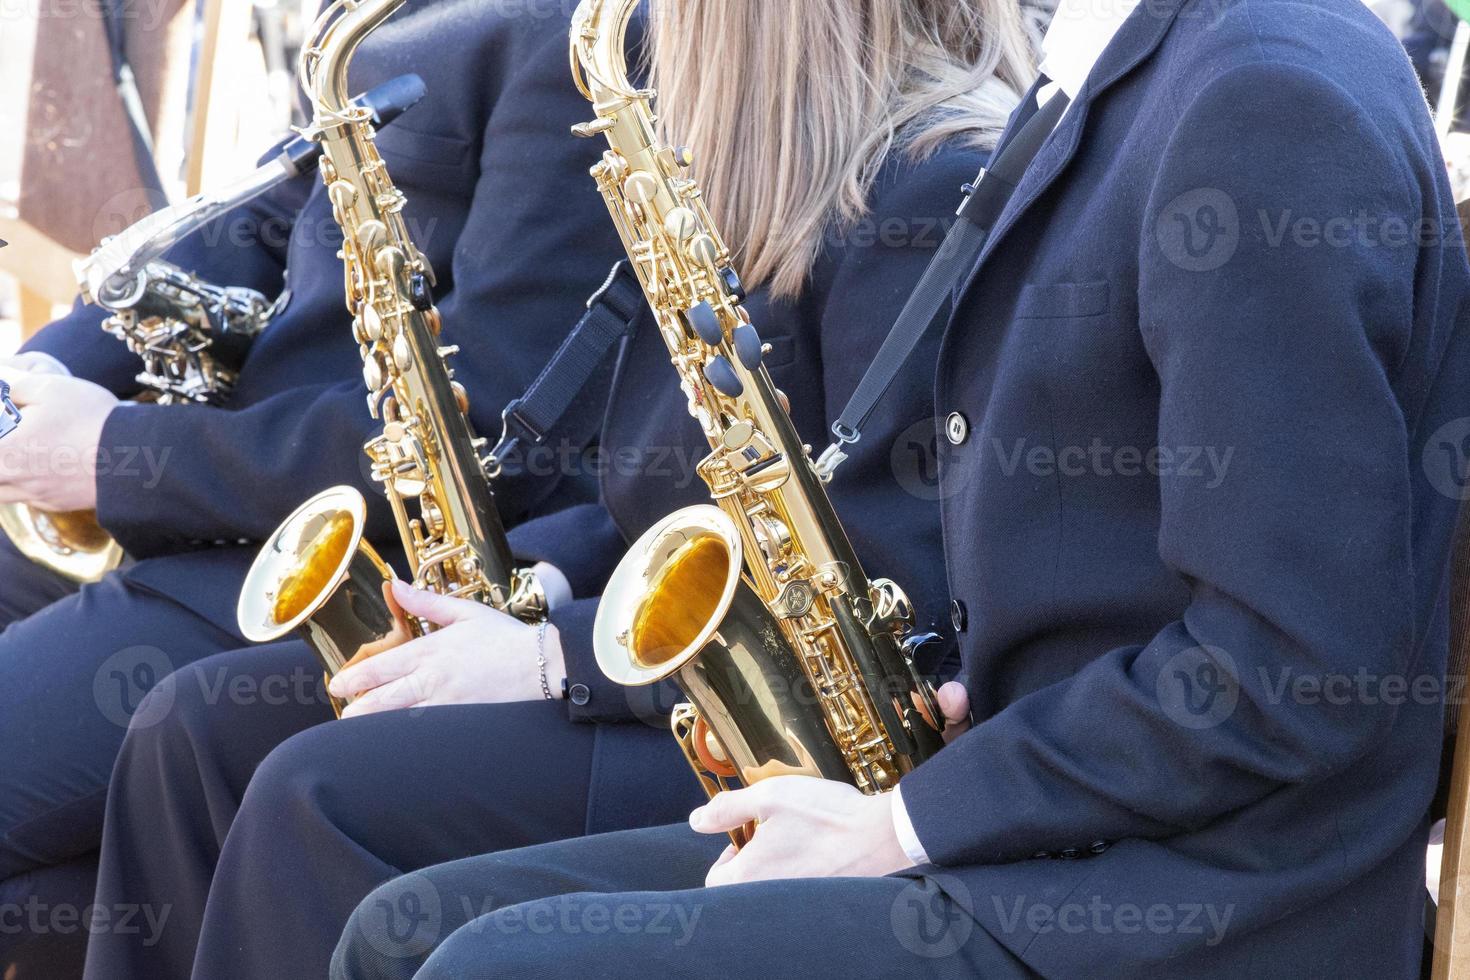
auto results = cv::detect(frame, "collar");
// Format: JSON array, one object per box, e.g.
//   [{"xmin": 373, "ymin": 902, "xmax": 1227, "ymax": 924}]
[{"xmin": 1037, "ymin": 0, "xmax": 1141, "ymax": 106}]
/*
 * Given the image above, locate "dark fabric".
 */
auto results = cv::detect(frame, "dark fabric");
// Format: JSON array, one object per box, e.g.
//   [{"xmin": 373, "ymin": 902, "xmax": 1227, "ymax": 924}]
[
  {"xmin": 0, "ymin": 529, "xmax": 78, "ymax": 630},
  {"xmin": 24, "ymin": 0, "xmax": 628, "ymax": 634},
  {"xmin": 188, "ymin": 707, "xmax": 699, "ymax": 980},
  {"xmin": 330, "ymin": 823, "xmax": 1037, "ymax": 980},
  {"xmin": 79, "ymin": 633, "xmax": 699, "ymax": 980},
  {"xmin": 0, "ymin": 569, "xmax": 239, "ymax": 885},
  {"xmin": 0, "ymin": 852, "xmax": 100, "ymax": 980},
  {"xmin": 890, "ymin": 0, "xmax": 1470, "ymax": 976},
  {"xmin": 84, "ymin": 642, "xmax": 332, "ymax": 980}
]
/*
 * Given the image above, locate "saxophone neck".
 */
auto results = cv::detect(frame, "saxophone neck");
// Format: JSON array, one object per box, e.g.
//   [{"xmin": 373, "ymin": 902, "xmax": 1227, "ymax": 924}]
[
  {"xmin": 571, "ymin": 0, "xmax": 642, "ymax": 105},
  {"xmin": 301, "ymin": 0, "xmax": 406, "ymax": 123}
]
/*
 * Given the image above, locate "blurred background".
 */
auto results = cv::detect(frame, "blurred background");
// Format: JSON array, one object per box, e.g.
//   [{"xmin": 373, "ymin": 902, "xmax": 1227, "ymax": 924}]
[
  {"xmin": 0, "ymin": 0, "xmax": 318, "ymax": 355},
  {"xmin": 0, "ymin": 0, "xmax": 1467, "ymax": 360}
]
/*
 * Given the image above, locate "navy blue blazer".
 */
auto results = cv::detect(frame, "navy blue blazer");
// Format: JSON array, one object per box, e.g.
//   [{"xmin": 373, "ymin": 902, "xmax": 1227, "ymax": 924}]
[
  {"xmin": 21, "ymin": 0, "xmax": 626, "ymax": 634},
  {"xmin": 898, "ymin": 0, "xmax": 1470, "ymax": 976},
  {"xmin": 507, "ymin": 141, "xmax": 990, "ymax": 724}
]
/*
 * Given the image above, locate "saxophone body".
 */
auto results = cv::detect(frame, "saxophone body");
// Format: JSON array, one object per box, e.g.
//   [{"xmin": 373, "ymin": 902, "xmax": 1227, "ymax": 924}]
[
  {"xmin": 84, "ymin": 258, "xmax": 273, "ymax": 406},
  {"xmin": 575, "ymin": 0, "xmax": 943, "ymax": 840},
  {"xmin": 0, "ymin": 252, "xmax": 273, "ymax": 583},
  {"xmin": 238, "ymin": 0, "xmax": 543, "ymax": 712}
]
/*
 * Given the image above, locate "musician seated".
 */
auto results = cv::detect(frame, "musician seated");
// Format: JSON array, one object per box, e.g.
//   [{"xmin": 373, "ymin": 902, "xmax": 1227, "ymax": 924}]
[{"xmin": 327, "ymin": 0, "xmax": 1470, "ymax": 976}]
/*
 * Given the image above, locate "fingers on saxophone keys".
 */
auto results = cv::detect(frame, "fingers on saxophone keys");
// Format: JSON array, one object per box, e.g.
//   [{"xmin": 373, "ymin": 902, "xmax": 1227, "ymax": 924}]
[{"xmin": 390, "ymin": 578, "xmax": 490, "ymax": 627}]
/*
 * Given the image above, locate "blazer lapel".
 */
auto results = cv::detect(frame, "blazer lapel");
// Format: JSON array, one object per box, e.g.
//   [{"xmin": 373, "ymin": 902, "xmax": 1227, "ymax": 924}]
[{"xmin": 952, "ymin": 0, "xmax": 1189, "ymax": 303}]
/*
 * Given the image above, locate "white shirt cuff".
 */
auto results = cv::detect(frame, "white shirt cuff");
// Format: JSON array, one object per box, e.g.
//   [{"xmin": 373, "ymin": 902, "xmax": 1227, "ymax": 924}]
[{"xmin": 891, "ymin": 783, "xmax": 931, "ymax": 867}]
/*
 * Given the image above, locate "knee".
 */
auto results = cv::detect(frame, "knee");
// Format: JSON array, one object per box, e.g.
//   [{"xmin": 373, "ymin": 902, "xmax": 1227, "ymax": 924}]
[
  {"xmin": 115, "ymin": 665, "xmax": 207, "ymax": 768},
  {"xmin": 237, "ymin": 723, "xmax": 368, "ymax": 827},
  {"xmin": 331, "ymin": 871, "xmax": 449, "ymax": 980}
]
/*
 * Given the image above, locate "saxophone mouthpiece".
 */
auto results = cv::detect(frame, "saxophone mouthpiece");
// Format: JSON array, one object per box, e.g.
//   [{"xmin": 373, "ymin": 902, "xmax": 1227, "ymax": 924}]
[{"xmin": 281, "ymin": 73, "xmax": 428, "ymax": 176}]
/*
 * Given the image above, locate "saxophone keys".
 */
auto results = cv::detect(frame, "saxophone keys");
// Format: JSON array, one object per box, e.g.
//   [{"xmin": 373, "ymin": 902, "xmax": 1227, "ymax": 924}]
[
  {"xmin": 363, "ymin": 355, "xmax": 384, "ymax": 393},
  {"xmin": 663, "ymin": 207, "xmax": 698, "ymax": 242},
  {"xmin": 687, "ymin": 233, "xmax": 719, "ymax": 267},
  {"xmin": 374, "ymin": 244, "xmax": 405, "ymax": 280},
  {"xmin": 327, "ymin": 180, "xmax": 357, "ymax": 211},
  {"xmin": 733, "ymin": 323, "xmax": 763, "ymax": 370},
  {"xmin": 623, "ymin": 170, "xmax": 659, "ymax": 204},
  {"xmin": 359, "ymin": 305, "xmax": 384, "ymax": 342},
  {"xmin": 392, "ymin": 334, "xmax": 414, "ymax": 372},
  {"xmin": 703, "ymin": 356, "xmax": 743, "ymax": 398},
  {"xmin": 685, "ymin": 301, "xmax": 724, "ymax": 346},
  {"xmin": 358, "ymin": 219, "xmax": 389, "ymax": 254},
  {"xmin": 451, "ymin": 382, "xmax": 470, "ymax": 415},
  {"xmin": 720, "ymin": 420, "xmax": 755, "ymax": 451}
]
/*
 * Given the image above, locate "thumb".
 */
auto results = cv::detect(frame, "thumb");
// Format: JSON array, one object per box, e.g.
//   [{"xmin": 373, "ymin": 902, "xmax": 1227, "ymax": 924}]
[
  {"xmin": 689, "ymin": 786, "xmax": 763, "ymax": 835},
  {"xmin": 937, "ymin": 681, "xmax": 970, "ymax": 726},
  {"xmin": 389, "ymin": 579, "xmax": 485, "ymax": 627}
]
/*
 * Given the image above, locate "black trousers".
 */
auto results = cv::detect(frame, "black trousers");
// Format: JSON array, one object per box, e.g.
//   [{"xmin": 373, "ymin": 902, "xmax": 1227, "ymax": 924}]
[
  {"xmin": 331, "ymin": 823, "xmax": 1037, "ymax": 980},
  {"xmin": 0, "ymin": 535, "xmax": 239, "ymax": 977},
  {"xmin": 84, "ymin": 641, "xmax": 333, "ymax": 980},
  {"xmin": 87, "ymin": 640, "xmax": 704, "ymax": 980}
]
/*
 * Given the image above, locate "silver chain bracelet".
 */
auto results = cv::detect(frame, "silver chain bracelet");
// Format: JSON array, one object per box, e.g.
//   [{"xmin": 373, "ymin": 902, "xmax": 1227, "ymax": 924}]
[{"xmin": 535, "ymin": 620, "xmax": 553, "ymax": 700}]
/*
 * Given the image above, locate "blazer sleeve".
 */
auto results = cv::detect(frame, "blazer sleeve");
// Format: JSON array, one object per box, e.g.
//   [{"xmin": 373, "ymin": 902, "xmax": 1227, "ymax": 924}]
[
  {"xmin": 95, "ymin": 381, "xmax": 394, "ymax": 556},
  {"xmin": 22, "ymin": 144, "xmax": 309, "ymax": 394},
  {"xmin": 900, "ymin": 64, "xmax": 1427, "ymax": 866}
]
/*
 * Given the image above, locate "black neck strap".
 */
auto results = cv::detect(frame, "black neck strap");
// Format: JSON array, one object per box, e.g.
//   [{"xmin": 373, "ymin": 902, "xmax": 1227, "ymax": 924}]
[
  {"xmin": 490, "ymin": 261, "xmax": 643, "ymax": 470},
  {"xmin": 816, "ymin": 89, "xmax": 1070, "ymax": 478}
]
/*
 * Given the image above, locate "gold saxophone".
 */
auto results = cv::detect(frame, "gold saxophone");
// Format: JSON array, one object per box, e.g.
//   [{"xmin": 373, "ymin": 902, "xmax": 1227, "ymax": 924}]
[
  {"xmin": 0, "ymin": 256, "xmax": 274, "ymax": 583},
  {"xmin": 574, "ymin": 0, "xmax": 944, "ymax": 845},
  {"xmin": 237, "ymin": 0, "xmax": 544, "ymax": 714}
]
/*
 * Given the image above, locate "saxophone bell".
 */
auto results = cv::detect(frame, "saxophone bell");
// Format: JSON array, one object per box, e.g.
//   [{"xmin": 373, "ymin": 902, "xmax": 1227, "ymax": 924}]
[
  {"xmin": 596, "ymin": 505, "xmax": 855, "ymax": 813},
  {"xmin": 237, "ymin": 485, "xmax": 416, "ymax": 717}
]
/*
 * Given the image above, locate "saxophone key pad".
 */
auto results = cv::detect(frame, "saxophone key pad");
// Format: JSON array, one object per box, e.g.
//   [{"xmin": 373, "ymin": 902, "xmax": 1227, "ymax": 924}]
[
  {"xmin": 663, "ymin": 207, "xmax": 698, "ymax": 242},
  {"xmin": 703, "ymin": 356, "xmax": 743, "ymax": 398},
  {"xmin": 623, "ymin": 170, "xmax": 659, "ymax": 204},
  {"xmin": 733, "ymin": 323, "xmax": 763, "ymax": 369},
  {"xmin": 686, "ymin": 301, "xmax": 724, "ymax": 346},
  {"xmin": 392, "ymin": 334, "xmax": 414, "ymax": 372}
]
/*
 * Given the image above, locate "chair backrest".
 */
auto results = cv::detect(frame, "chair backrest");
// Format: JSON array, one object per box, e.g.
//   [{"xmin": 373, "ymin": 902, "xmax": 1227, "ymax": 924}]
[{"xmin": 1428, "ymin": 195, "xmax": 1470, "ymax": 979}]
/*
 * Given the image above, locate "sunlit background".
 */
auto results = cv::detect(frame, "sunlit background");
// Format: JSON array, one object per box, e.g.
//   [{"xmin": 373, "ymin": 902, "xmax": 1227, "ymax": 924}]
[
  {"xmin": 0, "ymin": 0, "xmax": 1462, "ymax": 361},
  {"xmin": 0, "ymin": 0, "xmax": 317, "ymax": 357}
]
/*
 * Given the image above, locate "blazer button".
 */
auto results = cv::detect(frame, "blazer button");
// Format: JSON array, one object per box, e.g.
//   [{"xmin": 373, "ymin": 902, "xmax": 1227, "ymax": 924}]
[
  {"xmin": 945, "ymin": 412, "xmax": 970, "ymax": 446},
  {"xmin": 950, "ymin": 599, "xmax": 968, "ymax": 633},
  {"xmin": 568, "ymin": 683, "xmax": 591, "ymax": 707},
  {"xmin": 1089, "ymin": 840, "xmax": 1111, "ymax": 856},
  {"xmin": 1059, "ymin": 847, "xmax": 1082, "ymax": 860}
]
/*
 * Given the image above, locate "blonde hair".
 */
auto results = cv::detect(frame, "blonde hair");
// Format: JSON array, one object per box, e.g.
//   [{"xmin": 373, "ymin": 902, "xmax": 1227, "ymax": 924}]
[{"xmin": 650, "ymin": 0, "xmax": 1034, "ymax": 298}]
